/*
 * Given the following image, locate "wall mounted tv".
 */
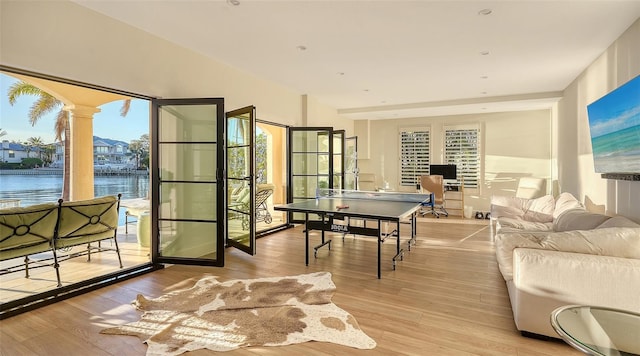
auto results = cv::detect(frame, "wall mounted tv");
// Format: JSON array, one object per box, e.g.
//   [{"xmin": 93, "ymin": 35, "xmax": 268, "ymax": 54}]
[
  {"xmin": 429, "ymin": 164, "xmax": 457, "ymax": 180},
  {"xmin": 587, "ymin": 74, "xmax": 640, "ymax": 180}
]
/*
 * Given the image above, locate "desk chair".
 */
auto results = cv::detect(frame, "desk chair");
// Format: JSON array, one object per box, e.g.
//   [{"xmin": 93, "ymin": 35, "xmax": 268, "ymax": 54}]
[{"xmin": 420, "ymin": 175, "xmax": 448, "ymax": 218}]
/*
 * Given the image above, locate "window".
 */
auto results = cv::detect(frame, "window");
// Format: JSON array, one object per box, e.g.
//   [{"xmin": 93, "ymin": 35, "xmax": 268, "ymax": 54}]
[
  {"xmin": 399, "ymin": 128, "xmax": 430, "ymax": 187},
  {"xmin": 444, "ymin": 125, "xmax": 480, "ymax": 189}
]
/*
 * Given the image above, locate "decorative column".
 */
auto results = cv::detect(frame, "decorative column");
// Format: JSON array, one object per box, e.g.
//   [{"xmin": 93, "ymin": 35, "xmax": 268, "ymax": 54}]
[{"xmin": 67, "ymin": 105, "xmax": 101, "ymax": 201}]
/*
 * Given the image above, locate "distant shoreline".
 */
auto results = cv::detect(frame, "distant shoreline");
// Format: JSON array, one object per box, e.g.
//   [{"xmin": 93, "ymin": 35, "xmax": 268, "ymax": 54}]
[{"xmin": 0, "ymin": 168, "xmax": 148, "ymax": 176}]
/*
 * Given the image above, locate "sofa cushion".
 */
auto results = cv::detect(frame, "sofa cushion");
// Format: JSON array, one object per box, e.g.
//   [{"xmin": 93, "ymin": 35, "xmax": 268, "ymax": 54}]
[
  {"xmin": 553, "ymin": 192, "xmax": 584, "ymax": 219},
  {"xmin": 597, "ymin": 216, "xmax": 640, "ymax": 229},
  {"xmin": 553, "ymin": 209, "xmax": 611, "ymax": 232},
  {"xmin": 490, "ymin": 194, "xmax": 554, "ymax": 222},
  {"xmin": 0, "ymin": 202, "xmax": 59, "ymax": 255},
  {"xmin": 496, "ymin": 217, "xmax": 553, "ymax": 234},
  {"xmin": 495, "ymin": 227, "xmax": 640, "ymax": 280}
]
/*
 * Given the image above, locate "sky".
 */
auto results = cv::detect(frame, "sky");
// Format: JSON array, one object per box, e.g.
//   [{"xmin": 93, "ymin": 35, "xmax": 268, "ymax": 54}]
[
  {"xmin": 587, "ymin": 74, "xmax": 640, "ymax": 138},
  {"xmin": 0, "ymin": 73, "xmax": 149, "ymax": 144}
]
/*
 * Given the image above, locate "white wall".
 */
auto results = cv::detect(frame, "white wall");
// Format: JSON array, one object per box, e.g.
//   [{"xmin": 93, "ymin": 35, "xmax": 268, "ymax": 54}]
[
  {"xmin": 302, "ymin": 95, "xmax": 354, "ymax": 135},
  {"xmin": 0, "ymin": 1, "xmax": 352, "ymax": 132},
  {"xmin": 558, "ymin": 18, "xmax": 640, "ymax": 221},
  {"xmin": 356, "ymin": 109, "xmax": 552, "ymax": 212}
]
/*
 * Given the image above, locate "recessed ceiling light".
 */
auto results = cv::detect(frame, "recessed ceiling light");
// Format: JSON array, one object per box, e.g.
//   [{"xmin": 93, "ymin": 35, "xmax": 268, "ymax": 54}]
[
  {"xmin": 296, "ymin": 45, "xmax": 307, "ymax": 51},
  {"xmin": 481, "ymin": 91, "xmax": 488, "ymax": 95},
  {"xmin": 480, "ymin": 50, "xmax": 490, "ymax": 56},
  {"xmin": 363, "ymin": 89, "xmax": 369, "ymax": 92},
  {"xmin": 337, "ymin": 72, "xmax": 345, "ymax": 76},
  {"xmin": 481, "ymin": 75, "xmax": 489, "ymax": 79},
  {"xmin": 478, "ymin": 8, "xmax": 492, "ymax": 16},
  {"xmin": 227, "ymin": 0, "xmax": 240, "ymax": 6}
]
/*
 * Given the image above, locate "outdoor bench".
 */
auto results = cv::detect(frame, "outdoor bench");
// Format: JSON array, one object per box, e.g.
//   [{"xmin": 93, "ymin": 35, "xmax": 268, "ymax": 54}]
[{"xmin": 0, "ymin": 194, "xmax": 123, "ymax": 287}]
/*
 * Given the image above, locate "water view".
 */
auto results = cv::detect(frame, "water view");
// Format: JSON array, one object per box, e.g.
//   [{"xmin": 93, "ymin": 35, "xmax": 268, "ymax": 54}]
[{"xmin": 0, "ymin": 174, "xmax": 149, "ymax": 224}]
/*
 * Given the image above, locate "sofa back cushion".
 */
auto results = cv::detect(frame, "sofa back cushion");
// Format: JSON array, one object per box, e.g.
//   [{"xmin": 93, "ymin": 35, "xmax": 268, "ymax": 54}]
[
  {"xmin": 56, "ymin": 195, "xmax": 119, "ymax": 248},
  {"xmin": 553, "ymin": 209, "xmax": 611, "ymax": 232},
  {"xmin": 0, "ymin": 203, "xmax": 58, "ymax": 255},
  {"xmin": 490, "ymin": 195, "xmax": 554, "ymax": 222},
  {"xmin": 597, "ymin": 216, "xmax": 640, "ymax": 229},
  {"xmin": 553, "ymin": 192, "xmax": 584, "ymax": 219}
]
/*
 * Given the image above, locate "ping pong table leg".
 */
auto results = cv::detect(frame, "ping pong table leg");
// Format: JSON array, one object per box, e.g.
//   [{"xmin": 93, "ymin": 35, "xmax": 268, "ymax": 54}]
[
  {"xmin": 305, "ymin": 213, "xmax": 309, "ymax": 266},
  {"xmin": 377, "ymin": 220, "xmax": 381, "ymax": 279},
  {"xmin": 392, "ymin": 219, "xmax": 404, "ymax": 271},
  {"xmin": 408, "ymin": 212, "xmax": 417, "ymax": 251},
  {"xmin": 396, "ymin": 220, "xmax": 400, "ymax": 256},
  {"xmin": 313, "ymin": 213, "xmax": 332, "ymax": 258}
]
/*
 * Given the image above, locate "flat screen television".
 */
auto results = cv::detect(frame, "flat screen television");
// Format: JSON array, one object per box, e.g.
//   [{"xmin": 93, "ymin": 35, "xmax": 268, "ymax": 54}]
[
  {"xmin": 429, "ymin": 164, "xmax": 457, "ymax": 180},
  {"xmin": 587, "ymin": 74, "xmax": 640, "ymax": 176}
]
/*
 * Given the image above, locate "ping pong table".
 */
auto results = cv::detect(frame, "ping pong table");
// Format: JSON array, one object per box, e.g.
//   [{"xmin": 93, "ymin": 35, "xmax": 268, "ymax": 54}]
[{"xmin": 274, "ymin": 189, "xmax": 432, "ymax": 278}]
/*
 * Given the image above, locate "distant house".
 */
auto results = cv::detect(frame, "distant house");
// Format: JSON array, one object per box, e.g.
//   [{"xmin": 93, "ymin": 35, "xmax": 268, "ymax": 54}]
[
  {"xmin": 1, "ymin": 136, "xmax": 133, "ymax": 168},
  {"xmin": 93, "ymin": 136, "xmax": 132, "ymax": 167},
  {"xmin": 0, "ymin": 141, "xmax": 30, "ymax": 164}
]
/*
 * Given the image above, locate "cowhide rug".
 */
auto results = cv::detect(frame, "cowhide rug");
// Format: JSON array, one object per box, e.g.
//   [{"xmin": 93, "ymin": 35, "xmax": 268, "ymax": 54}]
[{"xmin": 101, "ymin": 272, "xmax": 376, "ymax": 355}]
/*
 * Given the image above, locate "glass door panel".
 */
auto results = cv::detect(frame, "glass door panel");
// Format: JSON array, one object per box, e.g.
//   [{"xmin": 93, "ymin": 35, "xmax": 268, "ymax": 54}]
[
  {"xmin": 345, "ymin": 136, "xmax": 358, "ymax": 190},
  {"xmin": 332, "ymin": 130, "xmax": 345, "ymax": 189},
  {"xmin": 226, "ymin": 106, "xmax": 256, "ymax": 255},
  {"xmin": 289, "ymin": 128, "xmax": 333, "ymax": 222},
  {"xmin": 255, "ymin": 122, "xmax": 288, "ymax": 233},
  {"xmin": 153, "ymin": 98, "xmax": 225, "ymax": 266}
]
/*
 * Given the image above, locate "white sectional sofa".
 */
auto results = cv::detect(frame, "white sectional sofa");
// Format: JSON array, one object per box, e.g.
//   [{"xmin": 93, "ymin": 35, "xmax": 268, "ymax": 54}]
[{"xmin": 490, "ymin": 192, "xmax": 640, "ymax": 338}]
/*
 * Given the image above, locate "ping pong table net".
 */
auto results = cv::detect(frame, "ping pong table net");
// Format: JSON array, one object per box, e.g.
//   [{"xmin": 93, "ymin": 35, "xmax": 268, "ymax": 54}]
[{"xmin": 315, "ymin": 188, "xmax": 430, "ymax": 204}]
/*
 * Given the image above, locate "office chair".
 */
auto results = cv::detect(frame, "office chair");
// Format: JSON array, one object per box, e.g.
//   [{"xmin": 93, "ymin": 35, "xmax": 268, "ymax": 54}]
[{"xmin": 420, "ymin": 175, "xmax": 448, "ymax": 218}]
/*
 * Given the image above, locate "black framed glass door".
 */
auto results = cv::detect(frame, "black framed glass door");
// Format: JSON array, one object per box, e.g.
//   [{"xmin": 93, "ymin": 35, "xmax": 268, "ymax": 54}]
[
  {"xmin": 288, "ymin": 127, "xmax": 336, "ymax": 223},
  {"xmin": 332, "ymin": 130, "xmax": 345, "ymax": 190},
  {"xmin": 226, "ymin": 106, "xmax": 256, "ymax": 255},
  {"xmin": 151, "ymin": 98, "xmax": 225, "ymax": 266}
]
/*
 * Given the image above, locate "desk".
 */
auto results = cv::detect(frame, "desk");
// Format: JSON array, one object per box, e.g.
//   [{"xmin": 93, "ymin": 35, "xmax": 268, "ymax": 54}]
[
  {"xmin": 551, "ymin": 305, "xmax": 640, "ymax": 355},
  {"xmin": 274, "ymin": 189, "xmax": 431, "ymax": 279}
]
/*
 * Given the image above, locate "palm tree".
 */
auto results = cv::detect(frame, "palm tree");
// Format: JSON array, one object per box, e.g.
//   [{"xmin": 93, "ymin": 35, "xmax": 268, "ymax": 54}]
[
  {"xmin": 0, "ymin": 128, "xmax": 7, "ymax": 138},
  {"xmin": 23, "ymin": 141, "xmax": 33, "ymax": 158},
  {"xmin": 43, "ymin": 143, "xmax": 56, "ymax": 166},
  {"xmin": 27, "ymin": 136, "xmax": 45, "ymax": 160},
  {"xmin": 7, "ymin": 81, "xmax": 130, "ymax": 200},
  {"xmin": 128, "ymin": 134, "xmax": 150, "ymax": 169}
]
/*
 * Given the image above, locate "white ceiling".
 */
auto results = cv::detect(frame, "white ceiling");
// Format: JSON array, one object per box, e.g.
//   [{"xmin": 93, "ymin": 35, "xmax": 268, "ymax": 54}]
[{"xmin": 73, "ymin": 0, "xmax": 640, "ymax": 120}]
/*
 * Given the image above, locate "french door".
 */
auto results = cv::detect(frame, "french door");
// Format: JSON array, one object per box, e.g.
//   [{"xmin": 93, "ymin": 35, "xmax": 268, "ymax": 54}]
[
  {"xmin": 226, "ymin": 106, "xmax": 256, "ymax": 255},
  {"xmin": 152, "ymin": 98, "xmax": 225, "ymax": 266},
  {"xmin": 288, "ymin": 127, "xmax": 344, "ymax": 223}
]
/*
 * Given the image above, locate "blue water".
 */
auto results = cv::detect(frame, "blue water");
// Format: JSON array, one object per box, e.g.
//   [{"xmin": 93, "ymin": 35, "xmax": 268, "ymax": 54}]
[
  {"xmin": 592, "ymin": 124, "xmax": 640, "ymax": 158},
  {"xmin": 0, "ymin": 174, "xmax": 149, "ymax": 225},
  {"xmin": 591, "ymin": 124, "xmax": 640, "ymax": 173}
]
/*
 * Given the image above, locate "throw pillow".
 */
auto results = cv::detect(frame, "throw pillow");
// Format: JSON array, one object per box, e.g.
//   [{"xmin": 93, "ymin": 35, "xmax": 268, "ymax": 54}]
[
  {"xmin": 522, "ymin": 195, "xmax": 555, "ymax": 222},
  {"xmin": 553, "ymin": 192, "xmax": 584, "ymax": 219}
]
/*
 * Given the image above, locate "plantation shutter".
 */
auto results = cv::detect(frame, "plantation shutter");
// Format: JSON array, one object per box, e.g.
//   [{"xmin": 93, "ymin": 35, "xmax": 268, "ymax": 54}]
[
  {"xmin": 444, "ymin": 125, "xmax": 480, "ymax": 189},
  {"xmin": 399, "ymin": 128, "xmax": 430, "ymax": 187}
]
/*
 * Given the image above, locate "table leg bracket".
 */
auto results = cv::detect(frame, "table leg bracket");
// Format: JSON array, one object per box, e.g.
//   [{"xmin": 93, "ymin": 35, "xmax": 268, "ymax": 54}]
[
  {"xmin": 313, "ymin": 239, "xmax": 332, "ymax": 258},
  {"xmin": 392, "ymin": 249, "xmax": 404, "ymax": 270}
]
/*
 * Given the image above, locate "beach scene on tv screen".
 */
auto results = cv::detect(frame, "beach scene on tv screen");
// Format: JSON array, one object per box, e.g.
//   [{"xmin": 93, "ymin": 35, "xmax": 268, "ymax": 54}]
[{"xmin": 587, "ymin": 75, "xmax": 640, "ymax": 174}]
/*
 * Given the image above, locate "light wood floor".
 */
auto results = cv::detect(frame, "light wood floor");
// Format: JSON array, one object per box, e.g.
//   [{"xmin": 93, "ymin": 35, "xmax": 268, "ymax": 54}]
[{"xmin": 0, "ymin": 218, "xmax": 580, "ymax": 355}]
